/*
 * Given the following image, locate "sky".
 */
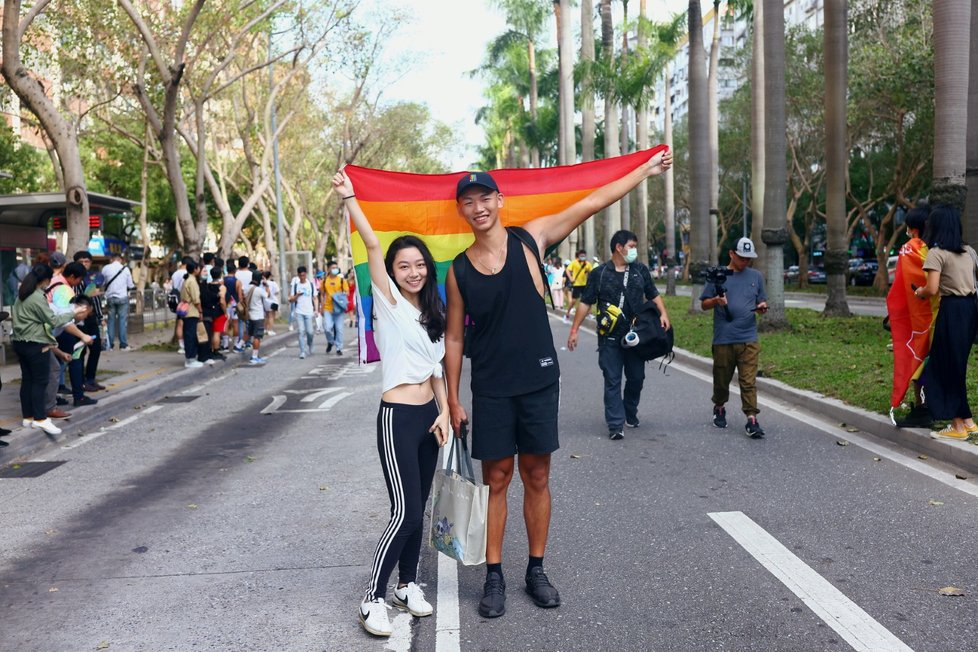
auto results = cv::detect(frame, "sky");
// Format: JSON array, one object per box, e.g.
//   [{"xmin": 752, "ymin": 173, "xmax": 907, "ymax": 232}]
[{"xmin": 371, "ymin": 0, "xmax": 691, "ymax": 171}]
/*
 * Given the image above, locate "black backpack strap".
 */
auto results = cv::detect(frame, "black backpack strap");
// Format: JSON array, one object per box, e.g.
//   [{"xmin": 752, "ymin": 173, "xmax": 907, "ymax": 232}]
[{"xmin": 507, "ymin": 226, "xmax": 554, "ymax": 308}]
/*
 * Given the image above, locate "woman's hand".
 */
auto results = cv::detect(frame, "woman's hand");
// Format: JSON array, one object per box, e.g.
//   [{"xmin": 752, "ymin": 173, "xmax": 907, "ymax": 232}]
[
  {"xmin": 646, "ymin": 148, "xmax": 673, "ymax": 177},
  {"xmin": 429, "ymin": 410, "xmax": 450, "ymax": 446},
  {"xmin": 332, "ymin": 170, "xmax": 354, "ymax": 197}
]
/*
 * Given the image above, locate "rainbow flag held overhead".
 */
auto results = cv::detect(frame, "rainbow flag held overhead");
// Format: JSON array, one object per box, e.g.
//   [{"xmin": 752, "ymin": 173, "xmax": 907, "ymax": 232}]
[
  {"xmin": 885, "ymin": 237, "xmax": 938, "ymax": 412},
  {"xmin": 344, "ymin": 145, "xmax": 668, "ymax": 363}
]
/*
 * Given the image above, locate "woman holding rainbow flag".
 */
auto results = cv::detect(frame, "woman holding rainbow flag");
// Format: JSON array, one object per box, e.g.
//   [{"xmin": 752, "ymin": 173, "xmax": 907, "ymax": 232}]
[{"xmin": 333, "ymin": 170, "xmax": 450, "ymax": 638}]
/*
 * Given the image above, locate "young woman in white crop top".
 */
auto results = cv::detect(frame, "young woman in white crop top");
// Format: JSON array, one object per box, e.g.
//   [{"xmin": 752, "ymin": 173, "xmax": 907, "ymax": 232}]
[{"xmin": 333, "ymin": 170, "xmax": 449, "ymax": 638}]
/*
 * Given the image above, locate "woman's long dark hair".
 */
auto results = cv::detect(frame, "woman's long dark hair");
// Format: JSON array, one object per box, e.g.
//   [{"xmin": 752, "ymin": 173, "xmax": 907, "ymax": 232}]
[
  {"xmin": 18, "ymin": 264, "xmax": 54, "ymax": 301},
  {"xmin": 384, "ymin": 235, "xmax": 446, "ymax": 342},
  {"xmin": 923, "ymin": 204, "xmax": 965, "ymax": 253}
]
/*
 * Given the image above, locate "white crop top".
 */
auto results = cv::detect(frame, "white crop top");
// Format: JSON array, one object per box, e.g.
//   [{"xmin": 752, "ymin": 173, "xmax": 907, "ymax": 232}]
[{"xmin": 372, "ymin": 276, "xmax": 445, "ymax": 393}]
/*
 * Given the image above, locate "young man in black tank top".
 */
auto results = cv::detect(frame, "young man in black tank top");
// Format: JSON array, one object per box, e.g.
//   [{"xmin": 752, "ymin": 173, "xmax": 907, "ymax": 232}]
[{"xmin": 445, "ymin": 148, "xmax": 673, "ymax": 618}]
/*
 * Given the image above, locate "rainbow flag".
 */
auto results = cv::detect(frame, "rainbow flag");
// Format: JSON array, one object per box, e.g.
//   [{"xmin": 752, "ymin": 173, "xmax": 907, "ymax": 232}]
[
  {"xmin": 885, "ymin": 237, "xmax": 938, "ymax": 409},
  {"xmin": 344, "ymin": 145, "xmax": 667, "ymax": 363}
]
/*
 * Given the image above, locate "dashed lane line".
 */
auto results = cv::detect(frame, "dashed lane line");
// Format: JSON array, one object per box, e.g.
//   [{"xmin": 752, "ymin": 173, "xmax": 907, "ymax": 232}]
[
  {"xmin": 709, "ymin": 511, "xmax": 914, "ymax": 652},
  {"xmin": 435, "ymin": 552, "xmax": 461, "ymax": 652}
]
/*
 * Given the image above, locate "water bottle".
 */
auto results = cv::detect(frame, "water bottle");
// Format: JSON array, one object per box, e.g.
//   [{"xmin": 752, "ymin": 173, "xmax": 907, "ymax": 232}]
[{"xmin": 622, "ymin": 330, "xmax": 639, "ymax": 348}]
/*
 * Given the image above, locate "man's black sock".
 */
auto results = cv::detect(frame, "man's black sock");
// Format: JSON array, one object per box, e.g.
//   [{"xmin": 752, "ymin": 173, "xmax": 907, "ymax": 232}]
[
  {"xmin": 487, "ymin": 563, "xmax": 503, "ymax": 579},
  {"xmin": 526, "ymin": 556, "xmax": 543, "ymax": 576}
]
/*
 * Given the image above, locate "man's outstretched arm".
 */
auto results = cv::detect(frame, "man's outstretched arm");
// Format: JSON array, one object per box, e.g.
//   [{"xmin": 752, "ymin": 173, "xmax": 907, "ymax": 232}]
[{"xmin": 523, "ymin": 148, "xmax": 672, "ymax": 254}]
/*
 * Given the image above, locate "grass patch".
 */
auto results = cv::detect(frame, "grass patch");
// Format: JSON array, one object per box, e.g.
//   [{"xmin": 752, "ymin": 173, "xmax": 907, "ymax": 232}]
[
  {"xmin": 140, "ymin": 341, "xmax": 180, "ymax": 352},
  {"xmin": 661, "ymin": 295, "xmax": 978, "ymax": 417}
]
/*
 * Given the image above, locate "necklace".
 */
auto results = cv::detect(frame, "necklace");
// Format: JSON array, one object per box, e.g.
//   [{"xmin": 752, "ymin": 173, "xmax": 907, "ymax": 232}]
[{"xmin": 480, "ymin": 245, "xmax": 506, "ymax": 274}]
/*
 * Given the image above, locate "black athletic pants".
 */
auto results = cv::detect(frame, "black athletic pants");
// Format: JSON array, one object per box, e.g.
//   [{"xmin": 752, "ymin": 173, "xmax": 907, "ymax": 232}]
[{"xmin": 364, "ymin": 399, "xmax": 439, "ymax": 601}]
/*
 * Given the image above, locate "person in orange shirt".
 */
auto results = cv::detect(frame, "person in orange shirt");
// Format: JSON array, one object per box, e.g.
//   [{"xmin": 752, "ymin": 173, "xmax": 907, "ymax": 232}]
[{"xmin": 320, "ymin": 260, "xmax": 350, "ymax": 355}]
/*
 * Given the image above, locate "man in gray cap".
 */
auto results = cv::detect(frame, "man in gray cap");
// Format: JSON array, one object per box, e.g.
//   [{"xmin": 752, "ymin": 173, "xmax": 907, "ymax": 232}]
[{"xmin": 699, "ymin": 237, "xmax": 769, "ymax": 438}]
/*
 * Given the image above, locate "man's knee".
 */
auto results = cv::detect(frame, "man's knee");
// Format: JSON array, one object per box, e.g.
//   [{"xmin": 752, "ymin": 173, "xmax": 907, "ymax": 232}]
[
  {"xmin": 518, "ymin": 455, "xmax": 551, "ymax": 492},
  {"xmin": 483, "ymin": 458, "xmax": 515, "ymax": 492}
]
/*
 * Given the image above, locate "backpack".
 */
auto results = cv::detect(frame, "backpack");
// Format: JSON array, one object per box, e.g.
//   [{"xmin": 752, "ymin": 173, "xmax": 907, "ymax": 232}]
[
  {"xmin": 200, "ymin": 282, "xmax": 222, "ymax": 319},
  {"xmin": 331, "ymin": 291, "xmax": 349, "ymax": 313},
  {"xmin": 166, "ymin": 287, "xmax": 180, "ymax": 313},
  {"xmin": 623, "ymin": 300, "xmax": 674, "ymax": 363}
]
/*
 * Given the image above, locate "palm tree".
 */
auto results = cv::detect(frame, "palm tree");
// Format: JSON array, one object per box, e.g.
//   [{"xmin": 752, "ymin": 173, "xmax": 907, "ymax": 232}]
[
  {"xmin": 761, "ymin": 0, "xmax": 788, "ymax": 328},
  {"xmin": 931, "ymin": 0, "xmax": 971, "ymax": 211},
  {"xmin": 580, "ymin": 0, "xmax": 597, "ymax": 256},
  {"xmin": 554, "ymin": 0, "xmax": 576, "ymax": 259},
  {"xmin": 968, "ymin": 3, "xmax": 978, "ymax": 240},
  {"xmin": 635, "ymin": 0, "xmax": 651, "ymax": 260},
  {"xmin": 491, "ymin": 0, "xmax": 552, "ymax": 168},
  {"xmin": 822, "ymin": 0, "xmax": 851, "ymax": 316},
  {"xmin": 707, "ymin": 0, "xmax": 721, "ymax": 264},
  {"xmin": 619, "ymin": 0, "xmax": 632, "ymax": 233},
  {"xmin": 601, "ymin": 0, "xmax": 621, "ymax": 252},
  {"xmin": 687, "ymin": 0, "xmax": 711, "ymax": 301}
]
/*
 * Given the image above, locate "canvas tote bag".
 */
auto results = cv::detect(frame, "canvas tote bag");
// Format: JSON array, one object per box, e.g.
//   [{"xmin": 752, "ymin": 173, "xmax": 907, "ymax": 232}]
[{"xmin": 429, "ymin": 434, "xmax": 488, "ymax": 566}]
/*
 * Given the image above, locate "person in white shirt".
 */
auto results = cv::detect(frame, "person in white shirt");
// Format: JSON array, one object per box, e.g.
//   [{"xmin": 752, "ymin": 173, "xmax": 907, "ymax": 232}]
[
  {"xmin": 288, "ymin": 266, "xmax": 318, "ymax": 359},
  {"xmin": 262, "ymin": 270, "xmax": 280, "ymax": 336},
  {"xmin": 101, "ymin": 252, "xmax": 135, "ymax": 350},
  {"xmin": 243, "ymin": 270, "xmax": 273, "ymax": 364},
  {"xmin": 334, "ymin": 169, "xmax": 449, "ymax": 638},
  {"xmin": 233, "ymin": 256, "xmax": 254, "ymax": 350}
]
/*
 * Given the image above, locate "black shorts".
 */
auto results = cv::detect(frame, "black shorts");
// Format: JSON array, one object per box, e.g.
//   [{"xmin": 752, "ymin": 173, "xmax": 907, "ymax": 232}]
[
  {"xmin": 247, "ymin": 319, "xmax": 265, "ymax": 339},
  {"xmin": 571, "ymin": 286, "xmax": 586, "ymax": 299},
  {"xmin": 471, "ymin": 381, "xmax": 560, "ymax": 460}
]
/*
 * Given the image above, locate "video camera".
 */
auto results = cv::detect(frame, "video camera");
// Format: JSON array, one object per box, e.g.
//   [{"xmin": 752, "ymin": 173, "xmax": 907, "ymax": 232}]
[{"xmin": 704, "ymin": 265, "xmax": 732, "ymax": 322}]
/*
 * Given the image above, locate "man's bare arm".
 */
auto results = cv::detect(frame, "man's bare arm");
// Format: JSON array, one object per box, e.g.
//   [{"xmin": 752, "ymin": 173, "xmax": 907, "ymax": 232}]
[
  {"xmin": 523, "ymin": 148, "xmax": 673, "ymax": 253},
  {"xmin": 444, "ymin": 266, "xmax": 468, "ymax": 434}
]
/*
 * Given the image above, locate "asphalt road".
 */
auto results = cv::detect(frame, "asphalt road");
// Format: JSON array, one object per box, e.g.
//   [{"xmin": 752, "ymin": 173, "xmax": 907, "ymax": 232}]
[{"xmin": 1, "ymin": 317, "xmax": 975, "ymax": 652}]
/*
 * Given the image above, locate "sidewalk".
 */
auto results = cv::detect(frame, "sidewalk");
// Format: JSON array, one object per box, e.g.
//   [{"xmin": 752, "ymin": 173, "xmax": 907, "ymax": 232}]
[{"xmin": 0, "ymin": 322, "xmax": 293, "ymax": 463}]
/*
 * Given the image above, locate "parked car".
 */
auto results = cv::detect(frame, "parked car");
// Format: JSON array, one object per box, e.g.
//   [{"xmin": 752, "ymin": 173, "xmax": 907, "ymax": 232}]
[
  {"xmin": 807, "ymin": 268, "xmax": 827, "ymax": 284},
  {"xmin": 784, "ymin": 265, "xmax": 800, "ymax": 282},
  {"xmin": 847, "ymin": 258, "xmax": 879, "ymax": 286},
  {"xmin": 887, "ymin": 255, "xmax": 898, "ymax": 284}
]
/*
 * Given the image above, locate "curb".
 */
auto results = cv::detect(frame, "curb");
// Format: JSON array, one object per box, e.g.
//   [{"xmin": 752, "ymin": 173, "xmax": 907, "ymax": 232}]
[
  {"xmin": 0, "ymin": 332, "xmax": 294, "ymax": 465},
  {"xmin": 672, "ymin": 347, "xmax": 978, "ymax": 476}
]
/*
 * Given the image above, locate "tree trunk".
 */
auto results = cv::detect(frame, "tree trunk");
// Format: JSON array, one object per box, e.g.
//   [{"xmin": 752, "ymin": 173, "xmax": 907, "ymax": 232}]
[
  {"xmin": 687, "ymin": 0, "xmax": 711, "ymax": 304},
  {"xmin": 601, "ymin": 0, "xmax": 620, "ymax": 255},
  {"xmin": 663, "ymin": 68, "xmax": 677, "ymax": 295},
  {"xmin": 136, "ymin": 123, "xmax": 153, "ymax": 295},
  {"xmin": 528, "ymin": 39, "xmax": 541, "ymax": 168},
  {"xmin": 750, "ymin": 0, "xmax": 766, "ymax": 264},
  {"xmin": 708, "ymin": 0, "xmax": 721, "ymax": 264},
  {"xmin": 635, "ymin": 0, "xmax": 650, "ymax": 263},
  {"xmin": 1, "ymin": 0, "xmax": 90, "ymax": 255},
  {"xmin": 760, "ymin": 0, "xmax": 788, "ymax": 328},
  {"xmin": 556, "ymin": 0, "xmax": 576, "ymax": 260},
  {"xmin": 967, "ymin": 1, "xmax": 978, "ymax": 240},
  {"xmin": 581, "ymin": 0, "xmax": 597, "ymax": 257},
  {"xmin": 931, "ymin": 0, "xmax": 970, "ymax": 210},
  {"xmin": 823, "ymin": 0, "xmax": 851, "ymax": 316},
  {"xmin": 620, "ymin": 104, "xmax": 631, "ymax": 232}
]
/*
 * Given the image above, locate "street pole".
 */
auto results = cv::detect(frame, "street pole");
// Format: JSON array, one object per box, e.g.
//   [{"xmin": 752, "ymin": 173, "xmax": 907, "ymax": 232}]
[{"xmin": 269, "ymin": 33, "xmax": 288, "ymax": 290}]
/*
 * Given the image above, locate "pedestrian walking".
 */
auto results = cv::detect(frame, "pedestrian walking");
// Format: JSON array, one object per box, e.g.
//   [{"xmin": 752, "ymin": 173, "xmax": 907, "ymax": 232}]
[
  {"xmin": 567, "ymin": 230, "xmax": 670, "ymax": 441},
  {"xmin": 563, "ymin": 249, "xmax": 592, "ymax": 323},
  {"xmin": 179, "ymin": 261, "xmax": 208, "ymax": 368},
  {"xmin": 288, "ymin": 266, "xmax": 318, "ymax": 359},
  {"xmin": 320, "ymin": 260, "xmax": 349, "ymax": 355},
  {"xmin": 263, "ymin": 270, "xmax": 279, "ymax": 336},
  {"xmin": 101, "ymin": 251, "xmax": 135, "ymax": 351},
  {"xmin": 12, "ymin": 264, "xmax": 93, "ymax": 435},
  {"xmin": 699, "ymin": 237, "xmax": 769, "ymax": 438},
  {"xmin": 548, "ymin": 257, "xmax": 565, "ymax": 310},
  {"xmin": 913, "ymin": 205, "xmax": 978, "ymax": 441},
  {"xmin": 445, "ymin": 148, "xmax": 673, "ymax": 618},
  {"xmin": 335, "ymin": 170, "xmax": 450, "ymax": 638}
]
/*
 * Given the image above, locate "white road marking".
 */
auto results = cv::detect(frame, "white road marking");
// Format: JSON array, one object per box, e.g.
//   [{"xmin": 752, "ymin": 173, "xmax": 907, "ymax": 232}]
[
  {"xmin": 260, "ymin": 395, "xmax": 287, "ymax": 415},
  {"xmin": 672, "ymin": 360, "xmax": 978, "ymax": 500},
  {"xmin": 142, "ymin": 405, "xmax": 164, "ymax": 415},
  {"xmin": 385, "ymin": 610, "xmax": 413, "ymax": 651},
  {"xmin": 435, "ymin": 552, "xmax": 461, "ymax": 652},
  {"xmin": 266, "ymin": 348, "xmax": 284, "ymax": 358},
  {"xmin": 260, "ymin": 391, "xmax": 354, "ymax": 414},
  {"xmin": 709, "ymin": 511, "xmax": 914, "ymax": 652}
]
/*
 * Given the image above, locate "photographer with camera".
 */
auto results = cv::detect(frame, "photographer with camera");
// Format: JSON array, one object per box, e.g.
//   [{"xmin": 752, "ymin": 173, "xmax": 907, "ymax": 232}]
[
  {"xmin": 699, "ymin": 237, "xmax": 768, "ymax": 438},
  {"xmin": 568, "ymin": 230, "xmax": 670, "ymax": 441}
]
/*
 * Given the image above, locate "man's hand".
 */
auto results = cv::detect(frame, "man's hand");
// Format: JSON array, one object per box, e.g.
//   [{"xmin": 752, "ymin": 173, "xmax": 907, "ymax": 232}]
[
  {"xmin": 54, "ymin": 349, "xmax": 71, "ymax": 362},
  {"xmin": 755, "ymin": 301, "xmax": 769, "ymax": 314},
  {"xmin": 660, "ymin": 314, "xmax": 671, "ymax": 331},
  {"xmin": 81, "ymin": 334, "xmax": 94, "ymax": 346},
  {"xmin": 449, "ymin": 402, "xmax": 468, "ymax": 436},
  {"xmin": 567, "ymin": 328, "xmax": 579, "ymax": 351},
  {"xmin": 645, "ymin": 148, "xmax": 673, "ymax": 177}
]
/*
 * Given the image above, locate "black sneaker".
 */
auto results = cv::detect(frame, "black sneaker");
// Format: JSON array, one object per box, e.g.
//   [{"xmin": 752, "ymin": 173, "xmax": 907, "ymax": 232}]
[
  {"xmin": 713, "ymin": 405, "xmax": 727, "ymax": 428},
  {"xmin": 745, "ymin": 416, "xmax": 765, "ymax": 439},
  {"xmin": 896, "ymin": 403, "xmax": 934, "ymax": 428},
  {"xmin": 56, "ymin": 396, "xmax": 69, "ymax": 406},
  {"xmin": 73, "ymin": 396, "xmax": 98, "ymax": 407},
  {"xmin": 625, "ymin": 417, "xmax": 640, "ymax": 428},
  {"xmin": 608, "ymin": 429, "xmax": 624, "ymax": 441},
  {"xmin": 525, "ymin": 567, "xmax": 561, "ymax": 608},
  {"xmin": 326, "ymin": 342, "xmax": 333, "ymax": 353},
  {"xmin": 479, "ymin": 572, "xmax": 506, "ymax": 618}
]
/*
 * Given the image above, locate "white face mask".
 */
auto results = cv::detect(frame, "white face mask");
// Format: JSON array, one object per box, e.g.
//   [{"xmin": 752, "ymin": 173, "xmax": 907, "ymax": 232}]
[
  {"xmin": 331, "ymin": 268, "xmax": 340, "ymax": 276},
  {"xmin": 624, "ymin": 247, "xmax": 638, "ymax": 264}
]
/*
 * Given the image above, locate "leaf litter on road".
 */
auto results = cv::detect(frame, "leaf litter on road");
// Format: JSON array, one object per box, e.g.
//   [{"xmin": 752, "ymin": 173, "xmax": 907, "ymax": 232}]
[
  {"xmin": 938, "ymin": 586, "xmax": 966, "ymax": 597},
  {"xmin": 928, "ymin": 500, "xmax": 944, "ymax": 506}
]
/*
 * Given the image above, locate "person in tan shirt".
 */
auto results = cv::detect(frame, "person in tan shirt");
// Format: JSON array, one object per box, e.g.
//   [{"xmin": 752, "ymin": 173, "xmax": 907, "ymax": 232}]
[{"xmin": 179, "ymin": 261, "xmax": 208, "ymax": 368}]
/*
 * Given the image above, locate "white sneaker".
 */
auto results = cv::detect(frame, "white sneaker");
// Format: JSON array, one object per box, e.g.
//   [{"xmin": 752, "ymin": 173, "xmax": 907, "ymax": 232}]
[
  {"xmin": 22, "ymin": 418, "xmax": 32, "ymax": 427},
  {"xmin": 204, "ymin": 359, "xmax": 216, "ymax": 365},
  {"xmin": 392, "ymin": 582, "xmax": 433, "ymax": 617},
  {"xmin": 288, "ymin": 324, "xmax": 295, "ymax": 332},
  {"xmin": 299, "ymin": 352, "xmax": 306, "ymax": 359},
  {"xmin": 120, "ymin": 346, "xmax": 136, "ymax": 352},
  {"xmin": 177, "ymin": 346, "xmax": 185, "ymax": 354},
  {"xmin": 358, "ymin": 598, "xmax": 392, "ymax": 637},
  {"xmin": 31, "ymin": 418, "xmax": 62, "ymax": 435},
  {"xmin": 267, "ymin": 330, "xmax": 277, "ymax": 336},
  {"xmin": 562, "ymin": 315, "xmax": 569, "ymax": 324},
  {"xmin": 185, "ymin": 360, "xmax": 204, "ymax": 369}
]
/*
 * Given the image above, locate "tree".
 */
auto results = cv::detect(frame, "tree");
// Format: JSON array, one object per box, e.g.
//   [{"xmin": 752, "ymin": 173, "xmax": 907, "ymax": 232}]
[
  {"xmin": 579, "ymin": 0, "xmax": 597, "ymax": 256},
  {"xmin": 554, "ymin": 0, "xmax": 576, "ymax": 259},
  {"xmin": 968, "ymin": 1, "xmax": 978, "ymax": 240},
  {"xmin": 759, "ymin": 0, "xmax": 788, "ymax": 328},
  {"xmin": 930, "ymin": 0, "xmax": 970, "ymax": 210},
  {"xmin": 707, "ymin": 0, "xmax": 721, "ymax": 264},
  {"xmin": 686, "ymin": 0, "xmax": 710, "ymax": 305},
  {"xmin": 0, "ymin": 118, "xmax": 47, "ymax": 193},
  {"xmin": 600, "ymin": 0, "xmax": 621, "ymax": 254},
  {"xmin": 822, "ymin": 0, "xmax": 851, "ymax": 316},
  {"xmin": 2, "ymin": 0, "xmax": 90, "ymax": 254}
]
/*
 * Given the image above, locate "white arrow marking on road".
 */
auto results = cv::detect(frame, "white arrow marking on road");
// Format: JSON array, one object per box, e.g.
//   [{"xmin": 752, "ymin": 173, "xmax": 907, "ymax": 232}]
[
  {"xmin": 260, "ymin": 391, "xmax": 353, "ymax": 414},
  {"xmin": 317, "ymin": 392, "xmax": 350, "ymax": 410},
  {"xmin": 709, "ymin": 511, "xmax": 914, "ymax": 652},
  {"xmin": 260, "ymin": 395, "xmax": 287, "ymax": 414}
]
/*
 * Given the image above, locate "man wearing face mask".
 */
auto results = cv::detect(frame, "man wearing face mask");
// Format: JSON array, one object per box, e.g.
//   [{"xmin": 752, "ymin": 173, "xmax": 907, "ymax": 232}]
[
  {"xmin": 568, "ymin": 230, "xmax": 670, "ymax": 441},
  {"xmin": 320, "ymin": 260, "xmax": 350, "ymax": 355},
  {"xmin": 562, "ymin": 249, "xmax": 592, "ymax": 323}
]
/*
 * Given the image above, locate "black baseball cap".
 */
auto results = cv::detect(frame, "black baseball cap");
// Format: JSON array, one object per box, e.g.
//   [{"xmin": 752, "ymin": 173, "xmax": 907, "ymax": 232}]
[{"xmin": 456, "ymin": 171, "xmax": 499, "ymax": 199}]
